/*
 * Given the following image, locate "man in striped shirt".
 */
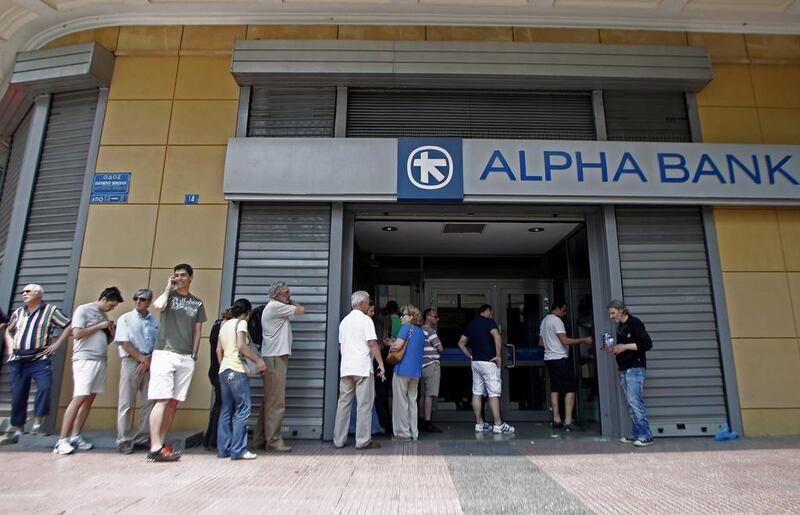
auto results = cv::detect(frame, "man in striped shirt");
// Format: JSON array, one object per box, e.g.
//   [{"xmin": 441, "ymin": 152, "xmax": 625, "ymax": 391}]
[
  {"xmin": 0, "ymin": 284, "xmax": 71, "ymax": 445},
  {"xmin": 420, "ymin": 308, "xmax": 444, "ymax": 433}
]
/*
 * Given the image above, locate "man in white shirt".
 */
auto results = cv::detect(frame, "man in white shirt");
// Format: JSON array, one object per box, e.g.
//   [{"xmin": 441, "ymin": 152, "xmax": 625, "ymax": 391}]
[
  {"xmin": 253, "ymin": 281, "xmax": 305, "ymax": 453},
  {"xmin": 538, "ymin": 303, "xmax": 592, "ymax": 432},
  {"xmin": 332, "ymin": 291, "xmax": 385, "ymax": 450}
]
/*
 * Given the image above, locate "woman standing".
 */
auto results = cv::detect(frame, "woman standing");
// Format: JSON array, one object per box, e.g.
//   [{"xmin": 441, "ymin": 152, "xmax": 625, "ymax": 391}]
[
  {"xmin": 390, "ymin": 305, "xmax": 425, "ymax": 441},
  {"xmin": 216, "ymin": 299, "xmax": 266, "ymax": 460}
]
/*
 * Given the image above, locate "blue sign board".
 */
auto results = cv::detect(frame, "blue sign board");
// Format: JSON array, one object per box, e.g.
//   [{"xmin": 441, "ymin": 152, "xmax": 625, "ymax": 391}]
[
  {"xmin": 90, "ymin": 173, "xmax": 130, "ymax": 203},
  {"xmin": 397, "ymin": 138, "xmax": 464, "ymax": 201},
  {"xmin": 184, "ymin": 194, "xmax": 200, "ymax": 205}
]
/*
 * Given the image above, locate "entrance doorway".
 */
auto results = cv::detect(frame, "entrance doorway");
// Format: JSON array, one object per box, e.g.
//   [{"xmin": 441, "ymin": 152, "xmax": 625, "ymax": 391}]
[{"xmin": 351, "ymin": 208, "xmax": 600, "ymax": 430}]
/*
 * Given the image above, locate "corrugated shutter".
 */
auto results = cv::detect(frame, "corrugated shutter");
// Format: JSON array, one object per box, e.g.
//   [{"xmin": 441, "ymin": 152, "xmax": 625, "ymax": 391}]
[
  {"xmin": 0, "ymin": 111, "xmax": 32, "ymax": 272},
  {"xmin": 347, "ymin": 89, "xmax": 596, "ymax": 140},
  {"xmin": 234, "ymin": 204, "xmax": 331, "ymax": 439},
  {"xmin": 12, "ymin": 90, "xmax": 97, "ymax": 308},
  {"xmin": 248, "ymin": 87, "xmax": 336, "ymax": 137},
  {"xmin": 615, "ymin": 206, "xmax": 728, "ymax": 437},
  {"xmin": 604, "ymin": 91, "xmax": 691, "ymax": 142}
]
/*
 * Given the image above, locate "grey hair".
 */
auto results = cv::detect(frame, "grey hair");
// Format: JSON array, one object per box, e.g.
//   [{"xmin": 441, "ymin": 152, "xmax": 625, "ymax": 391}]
[
  {"xmin": 134, "ymin": 288, "xmax": 153, "ymax": 300},
  {"xmin": 25, "ymin": 284, "xmax": 44, "ymax": 295},
  {"xmin": 268, "ymin": 281, "xmax": 288, "ymax": 299},
  {"xmin": 607, "ymin": 299, "xmax": 628, "ymax": 313},
  {"xmin": 351, "ymin": 290, "xmax": 370, "ymax": 308}
]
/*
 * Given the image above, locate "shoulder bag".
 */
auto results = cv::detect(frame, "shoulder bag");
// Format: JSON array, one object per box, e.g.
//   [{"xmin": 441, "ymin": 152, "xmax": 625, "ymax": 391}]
[{"xmin": 386, "ymin": 326, "xmax": 413, "ymax": 366}]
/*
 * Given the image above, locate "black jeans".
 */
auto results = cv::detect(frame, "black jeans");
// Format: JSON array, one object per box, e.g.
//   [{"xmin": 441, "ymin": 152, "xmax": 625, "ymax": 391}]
[{"xmin": 204, "ymin": 377, "xmax": 222, "ymax": 449}]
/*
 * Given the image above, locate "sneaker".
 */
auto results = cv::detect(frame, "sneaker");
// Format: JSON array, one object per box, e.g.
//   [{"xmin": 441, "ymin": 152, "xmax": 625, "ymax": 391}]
[
  {"xmin": 423, "ymin": 422, "xmax": 443, "ymax": 433},
  {"xmin": 633, "ymin": 438, "xmax": 654, "ymax": 447},
  {"xmin": 619, "ymin": 436, "xmax": 636, "ymax": 444},
  {"xmin": 493, "ymin": 422, "xmax": 515, "ymax": 434},
  {"xmin": 562, "ymin": 422, "xmax": 580, "ymax": 432},
  {"xmin": 53, "ymin": 439, "xmax": 75, "ymax": 455},
  {"xmin": 117, "ymin": 441, "xmax": 135, "ymax": 455},
  {"xmin": 232, "ymin": 451, "xmax": 257, "ymax": 460},
  {"xmin": 146, "ymin": 445, "xmax": 181, "ymax": 463},
  {"xmin": 69, "ymin": 435, "xmax": 94, "ymax": 451},
  {"xmin": 551, "ymin": 420, "xmax": 564, "ymax": 430},
  {"xmin": 474, "ymin": 422, "xmax": 492, "ymax": 433},
  {"xmin": 30, "ymin": 424, "xmax": 49, "ymax": 436},
  {"xmin": 266, "ymin": 442, "xmax": 291, "ymax": 452},
  {"xmin": 0, "ymin": 432, "xmax": 21, "ymax": 445}
]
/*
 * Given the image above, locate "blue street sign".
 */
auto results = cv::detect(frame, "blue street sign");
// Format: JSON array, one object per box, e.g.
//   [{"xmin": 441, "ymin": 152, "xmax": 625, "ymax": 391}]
[
  {"xmin": 184, "ymin": 194, "xmax": 200, "ymax": 205},
  {"xmin": 91, "ymin": 173, "xmax": 131, "ymax": 203}
]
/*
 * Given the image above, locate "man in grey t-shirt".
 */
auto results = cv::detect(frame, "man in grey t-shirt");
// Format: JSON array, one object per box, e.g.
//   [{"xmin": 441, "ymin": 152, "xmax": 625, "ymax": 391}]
[
  {"xmin": 54, "ymin": 287, "xmax": 123, "ymax": 455},
  {"xmin": 147, "ymin": 263, "xmax": 207, "ymax": 463}
]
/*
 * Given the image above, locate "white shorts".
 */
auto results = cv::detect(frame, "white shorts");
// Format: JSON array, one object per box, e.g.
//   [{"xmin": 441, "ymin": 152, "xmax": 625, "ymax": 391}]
[
  {"xmin": 471, "ymin": 361, "xmax": 502, "ymax": 398},
  {"xmin": 148, "ymin": 350, "xmax": 195, "ymax": 402},
  {"xmin": 73, "ymin": 359, "xmax": 107, "ymax": 396}
]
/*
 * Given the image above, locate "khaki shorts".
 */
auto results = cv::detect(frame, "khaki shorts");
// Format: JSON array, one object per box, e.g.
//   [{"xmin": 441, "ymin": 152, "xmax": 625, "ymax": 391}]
[
  {"xmin": 148, "ymin": 350, "xmax": 195, "ymax": 402},
  {"xmin": 471, "ymin": 361, "xmax": 502, "ymax": 398},
  {"xmin": 72, "ymin": 359, "xmax": 107, "ymax": 396},
  {"xmin": 421, "ymin": 361, "xmax": 441, "ymax": 397}
]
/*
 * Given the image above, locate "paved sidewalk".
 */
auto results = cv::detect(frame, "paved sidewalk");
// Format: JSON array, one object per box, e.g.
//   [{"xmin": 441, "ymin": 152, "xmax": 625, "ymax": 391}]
[{"xmin": 1, "ymin": 433, "xmax": 798, "ymax": 514}]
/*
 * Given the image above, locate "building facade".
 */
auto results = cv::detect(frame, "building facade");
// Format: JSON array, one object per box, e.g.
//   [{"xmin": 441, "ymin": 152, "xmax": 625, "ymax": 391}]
[{"xmin": 0, "ymin": 22, "xmax": 798, "ymax": 439}]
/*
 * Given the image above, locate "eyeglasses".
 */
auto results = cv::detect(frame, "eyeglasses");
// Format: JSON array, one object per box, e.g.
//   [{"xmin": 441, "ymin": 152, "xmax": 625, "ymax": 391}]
[{"xmin": 133, "ymin": 296, "xmax": 150, "ymax": 302}]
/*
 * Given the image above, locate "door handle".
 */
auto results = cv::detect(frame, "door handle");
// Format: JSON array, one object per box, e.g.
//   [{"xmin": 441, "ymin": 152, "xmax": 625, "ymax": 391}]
[{"xmin": 505, "ymin": 343, "xmax": 516, "ymax": 368}]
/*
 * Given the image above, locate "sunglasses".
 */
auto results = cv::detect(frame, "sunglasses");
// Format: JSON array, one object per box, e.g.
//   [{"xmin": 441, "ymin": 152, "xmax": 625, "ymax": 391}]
[
  {"xmin": 133, "ymin": 296, "xmax": 150, "ymax": 302},
  {"xmin": 21, "ymin": 289, "xmax": 37, "ymax": 294}
]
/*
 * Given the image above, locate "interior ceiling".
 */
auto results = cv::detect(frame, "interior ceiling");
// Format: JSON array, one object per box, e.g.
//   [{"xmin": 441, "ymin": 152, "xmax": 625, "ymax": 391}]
[
  {"xmin": 355, "ymin": 220, "xmax": 580, "ymax": 256},
  {"xmin": 0, "ymin": 1, "xmax": 799, "ymax": 100}
]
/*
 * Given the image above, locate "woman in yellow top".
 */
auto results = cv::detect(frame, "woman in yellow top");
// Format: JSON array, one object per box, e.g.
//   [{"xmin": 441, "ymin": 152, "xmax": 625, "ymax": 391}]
[{"xmin": 216, "ymin": 298, "xmax": 266, "ymax": 460}]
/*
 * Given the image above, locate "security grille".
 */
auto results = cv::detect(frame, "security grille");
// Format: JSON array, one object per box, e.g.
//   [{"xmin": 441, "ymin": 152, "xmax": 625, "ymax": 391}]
[
  {"xmin": 347, "ymin": 89, "xmax": 596, "ymax": 140},
  {"xmin": 604, "ymin": 91, "xmax": 691, "ymax": 142},
  {"xmin": 233, "ymin": 204, "xmax": 331, "ymax": 439},
  {"xmin": 615, "ymin": 206, "xmax": 728, "ymax": 437},
  {"xmin": 248, "ymin": 87, "xmax": 336, "ymax": 137},
  {"xmin": 0, "ymin": 111, "xmax": 32, "ymax": 273}
]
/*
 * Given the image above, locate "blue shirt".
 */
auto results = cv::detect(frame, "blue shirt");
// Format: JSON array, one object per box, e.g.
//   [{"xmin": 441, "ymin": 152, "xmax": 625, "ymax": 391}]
[
  {"xmin": 115, "ymin": 309, "xmax": 159, "ymax": 357},
  {"xmin": 393, "ymin": 323, "xmax": 425, "ymax": 379},
  {"xmin": 463, "ymin": 316, "xmax": 499, "ymax": 362}
]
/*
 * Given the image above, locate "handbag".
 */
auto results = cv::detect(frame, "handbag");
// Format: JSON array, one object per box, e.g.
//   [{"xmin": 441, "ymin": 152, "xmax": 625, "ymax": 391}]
[
  {"xmin": 241, "ymin": 341, "xmax": 262, "ymax": 378},
  {"xmin": 386, "ymin": 326, "xmax": 413, "ymax": 366}
]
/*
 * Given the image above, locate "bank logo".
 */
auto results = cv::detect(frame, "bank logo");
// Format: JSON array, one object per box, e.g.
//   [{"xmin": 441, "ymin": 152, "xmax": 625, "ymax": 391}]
[{"xmin": 397, "ymin": 138, "xmax": 463, "ymax": 201}]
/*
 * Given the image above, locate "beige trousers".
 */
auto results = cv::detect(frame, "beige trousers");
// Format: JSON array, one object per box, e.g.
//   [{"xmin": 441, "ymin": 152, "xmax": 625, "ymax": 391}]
[
  {"xmin": 333, "ymin": 374, "xmax": 375, "ymax": 448},
  {"xmin": 253, "ymin": 355, "xmax": 289, "ymax": 448},
  {"xmin": 116, "ymin": 356, "xmax": 154, "ymax": 444},
  {"xmin": 392, "ymin": 374, "xmax": 419, "ymax": 439}
]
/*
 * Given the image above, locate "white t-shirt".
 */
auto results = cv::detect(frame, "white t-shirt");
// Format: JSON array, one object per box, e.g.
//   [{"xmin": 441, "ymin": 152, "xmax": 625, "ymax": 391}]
[
  {"xmin": 338, "ymin": 309, "xmax": 378, "ymax": 378},
  {"xmin": 540, "ymin": 313, "xmax": 567, "ymax": 361},
  {"xmin": 261, "ymin": 300, "xmax": 297, "ymax": 357}
]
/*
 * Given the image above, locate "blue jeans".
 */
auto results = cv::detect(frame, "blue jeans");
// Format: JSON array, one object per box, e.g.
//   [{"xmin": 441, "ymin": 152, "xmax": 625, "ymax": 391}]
[
  {"xmin": 8, "ymin": 358, "xmax": 53, "ymax": 428},
  {"xmin": 217, "ymin": 369, "xmax": 251, "ymax": 459},
  {"xmin": 619, "ymin": 367, "xmax": 652, "ymax": 441}
]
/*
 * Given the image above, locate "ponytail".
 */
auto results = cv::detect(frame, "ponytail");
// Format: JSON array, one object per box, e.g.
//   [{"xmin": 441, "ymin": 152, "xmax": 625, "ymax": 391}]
[{"xmin": 223, "ymin": 298, "xmax": 252, "ymax": 320}]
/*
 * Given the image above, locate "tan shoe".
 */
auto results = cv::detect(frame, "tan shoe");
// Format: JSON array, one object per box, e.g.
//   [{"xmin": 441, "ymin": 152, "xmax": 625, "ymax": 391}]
[{"xmin": 267, "ymin": 442, "xmax": 292, "ymax": 452}]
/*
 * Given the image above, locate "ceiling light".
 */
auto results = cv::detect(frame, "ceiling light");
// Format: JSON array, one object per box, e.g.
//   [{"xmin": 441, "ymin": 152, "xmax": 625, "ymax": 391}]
[
  {"xmin": 528, "ymin": 227, "xmax": 545, "ymax": 233},
  {"xmin": 382, "ymin": 226, "xmax": 398, "ymax": 232}
]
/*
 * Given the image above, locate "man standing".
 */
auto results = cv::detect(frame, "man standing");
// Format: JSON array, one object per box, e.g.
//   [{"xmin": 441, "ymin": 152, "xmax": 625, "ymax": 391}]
[
  {"xmin": 607, "ymin": 299, "xmax": 654, "ymax": 447},
  {"xmin": 115, "ymin": 288, "xmax": 159, "ymax": 454},
  {"xmin": 54, "ymin": 287, "xmax": 123, "ymax": 455},
  {"xmin": 419, "ymin": 308, "xmax": 443, "ymax": 433},
  {"xmin": 253, "ymin": 281, "xmax": 305, "ymax": 452},
  {"xmin": 147, "ymin": 264, "xmax": 207, "ymax": 462},
  {"xmin": 538, "ymin": 303, "xmax": 592, "ymax": 432},
  {"xmin": 333, "ymin": 291, "xmax": 385, "ymax": 450},
  {"xmin": 457, "ymin": 304, "xmax": 514, "ymax": 435},
  {"xmin": 0, "ymin": 284, "xmax": 71, "ymax": 445}
]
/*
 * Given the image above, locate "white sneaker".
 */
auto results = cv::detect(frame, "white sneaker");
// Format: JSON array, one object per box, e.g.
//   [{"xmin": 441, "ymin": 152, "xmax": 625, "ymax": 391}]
[
  {"xmin": 53, "ymin": 439, "xmax": 75, "ymax": 455},
  {"xmin": 235, "ymin": 451, "xmax": 257, "ymax": 460},
  {"xmin": 493, "ymin": 422, "xmax": 515, "ymax": 434},
  {"xmin": 69, "ymin": 435, "xmax": 94, "ymax": 451},
  {"xmin": 474, "ymin": 422, "xmax": 492, "ymax": 432}
]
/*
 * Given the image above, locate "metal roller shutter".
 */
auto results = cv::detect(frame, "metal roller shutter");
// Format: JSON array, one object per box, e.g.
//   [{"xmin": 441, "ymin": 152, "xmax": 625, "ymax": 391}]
[
  {"xmin": 234, "ymin": 204, "xmax": 331, "ymax": 439},
  {"xmin": 11, "ymin": 90, "xmax": 97, "ymax": 308},
  {"xmin": 248, "ymin": 87, "xmax": 336, "ymax": 137},
  {"xmin": 604, "ymin": 91, "xmax": 691, "ymax": 142},
  {"xmin": 0, "ymin": 111, "xmax": 32, "ymax": 272},
  {"xmin": 347, "ymin": 89, "xmax": 596, "ymax": 140},
  {"xmin": 615, "ymin": 206, "xmax": 728, "ymax": 437}
]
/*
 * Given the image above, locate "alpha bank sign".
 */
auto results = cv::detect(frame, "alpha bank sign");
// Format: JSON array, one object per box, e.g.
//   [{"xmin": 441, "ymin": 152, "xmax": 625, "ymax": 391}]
[{"xmin": 396, "ymin": 138, "xmax": 800, "ymax": 203}]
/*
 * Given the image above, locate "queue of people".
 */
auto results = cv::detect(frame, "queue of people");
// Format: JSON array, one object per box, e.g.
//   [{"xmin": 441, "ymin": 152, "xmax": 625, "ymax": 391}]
[{"xmin": 0, "ymin": 270, "xmax": 655, "ymax": 456}]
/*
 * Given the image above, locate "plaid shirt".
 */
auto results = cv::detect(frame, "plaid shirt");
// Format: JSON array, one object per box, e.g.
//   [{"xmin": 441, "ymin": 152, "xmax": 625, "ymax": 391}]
[{"xmin": 7, "ymin": 303, "xmax": 70, "ymax": 361}]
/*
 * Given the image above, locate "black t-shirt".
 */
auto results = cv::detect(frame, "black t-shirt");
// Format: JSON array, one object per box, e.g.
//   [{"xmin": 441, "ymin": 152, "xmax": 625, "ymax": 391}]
[
  {"xmin": 463, "ymin": 316, "xmax": 499, "ymax": 362},
  {"xmin": 615, "ymin": 314, "xmax": 653, "ymax": 371}
]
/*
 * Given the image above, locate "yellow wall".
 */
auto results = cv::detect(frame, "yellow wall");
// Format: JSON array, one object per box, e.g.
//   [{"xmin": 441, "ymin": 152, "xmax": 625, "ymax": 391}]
[{"xmin": 45, "ymin": 25, "xmax": 800, "ymax": 436}]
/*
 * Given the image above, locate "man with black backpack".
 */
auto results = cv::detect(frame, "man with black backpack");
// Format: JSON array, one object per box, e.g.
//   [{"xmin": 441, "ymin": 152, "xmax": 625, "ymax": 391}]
[{"xmin": 252, "ymin": 281, "xmax": 304, "ymax": 452}]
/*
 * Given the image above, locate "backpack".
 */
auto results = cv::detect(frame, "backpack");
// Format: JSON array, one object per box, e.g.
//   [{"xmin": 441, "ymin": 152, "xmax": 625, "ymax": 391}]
[{"xmin": 248, "ymin": 304, "xmax": 266, "ymax": 350}]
